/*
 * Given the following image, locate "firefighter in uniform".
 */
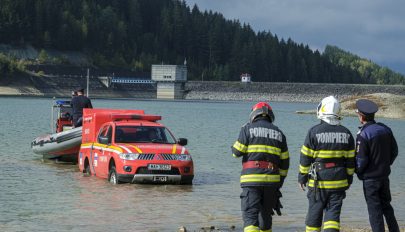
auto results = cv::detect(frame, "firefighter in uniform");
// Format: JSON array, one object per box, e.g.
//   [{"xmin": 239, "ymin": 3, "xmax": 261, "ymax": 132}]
[
  {"xmin": 355, "ymin": 99, "xmax": 399, "ymax": 232},
  {"xmin": 232, "ymin": 102, "xmax": 289, "ymax": 232},
  {"xmin": 298, "ymin": 96, "xmax": 355, "ymax": 232}
]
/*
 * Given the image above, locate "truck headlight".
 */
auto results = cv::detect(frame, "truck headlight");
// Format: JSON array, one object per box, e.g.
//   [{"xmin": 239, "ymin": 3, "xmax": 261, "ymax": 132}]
[
  {"xmin": 119, "ymin": 153, "xmax": 139, "ymax": 160},
  {"xmin": 177, "ymin": 154, "xmax": 192, "ymax": 161}
]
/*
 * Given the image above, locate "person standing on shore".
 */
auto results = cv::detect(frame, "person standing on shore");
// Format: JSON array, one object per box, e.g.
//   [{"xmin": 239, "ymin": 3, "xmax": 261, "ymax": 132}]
[
  {"xmin": 298, "ymin": 96, "xmax": 355, "ymax": 232},
  {"xmin": 71, "ymin": 88, "xmax": 92, "ymax": 127},
  {"xmin": 354, "ymin": 99, "xmax": 400, "ymax": 232},
  {"xmin": 232, "ymin": 102, "xmax": 289, "ymax": 232}
]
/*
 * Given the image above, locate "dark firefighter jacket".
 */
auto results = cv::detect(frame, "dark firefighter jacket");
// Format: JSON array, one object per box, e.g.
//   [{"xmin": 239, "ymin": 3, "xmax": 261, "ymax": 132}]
[
  {"xmin": 298, "ymin": 121, "xmax": 355, "ymax": 191},
  {"xmin": 355, "ymin": 121, "xmax": 398, "ymax": 180},
  {"xmin": 232, "ymin": 117, "xmax": 289, "ymax": 187}
]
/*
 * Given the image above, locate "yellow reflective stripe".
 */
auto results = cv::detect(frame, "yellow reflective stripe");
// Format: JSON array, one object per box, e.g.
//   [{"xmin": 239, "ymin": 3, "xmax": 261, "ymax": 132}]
[
  {"xmin": 301, "ymin": 145, "xmax": 314, "ymax": 158},
  {"xmin": 93, "ymin": 142, "xmax": 108, "ymax": 148},
  {"xmin": 300, "ymin": 165, "xmax": 310, "ymax": 174},
  {"xmin": 323, "ymin": 220, "xmax": 340, "ymax": 230},
  {"xmin": 233, "ymin": 141, "xmax": 248, "ymax": 153},
  {"xmin": 306, "ymin": 226, "xmax": 321, "ymax": 232},
  {"xmin": 260, "ymin": 230, "xmax": 272, "ymax": 232},
  {"xmin": 81, "ymin": 142, "xmax": 93, "ymax": 147},
  {"xmin": 241, "ymin": 174, "xmax": 280, "ymax": 183},
  {"xmin": 247, "ymin": 144, "xmax": 281, "ymax": 155},
  {"xmin": 127, "ymin": 145, "xmax": 142, "ymax": 153},
  {"xmin": 347, "ymin": 168, "xmax": 355, "ymax": 175},
  {"xmin": 93, "ymin": 143, "xmax": 123, "ymax": 153},
  {"xmin": 109, "ymin": 145, "xmax": 124, "ymax": 152},
  {"xmin": 280, "ymin": 151, "xmax": 289, "ymax": 160},
  {"xmin": 244, "ymin": 225, "xmax": 260, "ymax": 232},
  {"xmin": 308, "ymin": 179, "xmax": 348, "ymax": 189},
  {"xmin": 232, "ymin": 153, "xmax": 239, "ymax": 158},
  {"xmin": 313, "ymin": 150, "xmax": 354, "ymax": 159},
  {"xmin": 346, "ymin": 150, "xmax": 355, "ymax": 158},
  {"xmin": 279, "ymin": 169, "xmax": 288, "ymax": 177}
]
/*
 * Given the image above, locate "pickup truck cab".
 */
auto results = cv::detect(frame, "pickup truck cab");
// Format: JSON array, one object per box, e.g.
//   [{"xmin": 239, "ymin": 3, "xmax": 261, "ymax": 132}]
[{"xmin": 78, "ymin": 109, "xmax": 194, "ymax": 184}]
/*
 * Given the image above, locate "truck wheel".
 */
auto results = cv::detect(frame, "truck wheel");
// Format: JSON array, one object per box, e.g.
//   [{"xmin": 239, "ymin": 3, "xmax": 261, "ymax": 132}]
[
  {"xmin": 180, "ymin": 176, "xmax": 193, "ymax": 185},
  {"xmin": 108, "ymin": 166, "xmax": 119, "ymax": 184},
  {"xmin": 83, "ymin": 164, "xmax": 91, "ymax": 177},
  {"xmin": 181, "ymin": 180, "xmax": 193, "ymax": 185}
]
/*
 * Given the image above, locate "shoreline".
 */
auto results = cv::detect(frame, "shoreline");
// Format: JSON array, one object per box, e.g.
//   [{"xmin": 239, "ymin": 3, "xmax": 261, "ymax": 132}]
[
  {"xmin": 176, "ymin": 225, "xmax": 403, "ymax": 232},
  {"xmin": 2, "ymin": 79, "xmax": 405, "ymax": 119},
  {"xmin": 2, "ymin": 80, "xmax": 405, "ymax": 101}
]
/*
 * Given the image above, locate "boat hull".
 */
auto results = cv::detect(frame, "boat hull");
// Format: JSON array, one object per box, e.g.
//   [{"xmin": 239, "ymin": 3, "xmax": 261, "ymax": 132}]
[{"xmin": 31, "ymin": 127, "xmax": 82, "ymax": 162}]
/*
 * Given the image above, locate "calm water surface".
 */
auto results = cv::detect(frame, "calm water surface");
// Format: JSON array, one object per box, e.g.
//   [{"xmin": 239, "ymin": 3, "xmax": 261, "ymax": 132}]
[{"xmin": 0, "ymin": 97, "xmax": 404, "ymax": 231}]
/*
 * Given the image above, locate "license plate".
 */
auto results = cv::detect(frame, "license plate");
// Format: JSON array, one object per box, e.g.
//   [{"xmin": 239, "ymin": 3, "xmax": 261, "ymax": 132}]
[
  {"xmin": 153, "ymin": 176, "xmax": 167, "ymax": 182},
  {"xmin": 148, "ymin": 164, "xmax": 171, "ymax": 170}
]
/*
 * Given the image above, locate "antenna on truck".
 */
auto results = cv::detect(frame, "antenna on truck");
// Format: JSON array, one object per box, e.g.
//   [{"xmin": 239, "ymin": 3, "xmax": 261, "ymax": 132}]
[{"xmin": 86, "ymin": 68, "xmax": 90, "ymax": 97}]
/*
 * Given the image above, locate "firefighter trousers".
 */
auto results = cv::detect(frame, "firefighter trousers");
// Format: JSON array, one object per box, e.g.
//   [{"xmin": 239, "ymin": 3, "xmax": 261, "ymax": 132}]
[
  {"xmin": 305, "ymin": 189, "xmax": 346, "ymax": 232},
  {"xmin": 240, "ymin": 186, "xmax": 277, "ymax": 232},
  {"xmin": 363, "ymin": 178, "xmax": 399, "ymax": 232}
]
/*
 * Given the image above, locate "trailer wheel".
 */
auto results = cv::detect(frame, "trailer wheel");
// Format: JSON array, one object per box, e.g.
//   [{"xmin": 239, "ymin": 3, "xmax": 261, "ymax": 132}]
[{"xmin": 108, "ymin": 166, "xmax": 119, "ymax": 184}]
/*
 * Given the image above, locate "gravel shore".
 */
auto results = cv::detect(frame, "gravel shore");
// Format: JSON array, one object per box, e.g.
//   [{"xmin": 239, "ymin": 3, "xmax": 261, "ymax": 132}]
[
  {"xmin": 184, "ymin": 81, "xmax": 405, "ymax": 119},
  {"xmin": 296, "ymin": 93, "xmax": 405, "ymax": 119}
]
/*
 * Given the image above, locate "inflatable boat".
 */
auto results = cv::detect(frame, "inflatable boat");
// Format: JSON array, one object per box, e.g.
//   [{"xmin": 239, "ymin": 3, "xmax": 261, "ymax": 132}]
[
  {"xmin": 31, "ymin": 100, "xmax": 82, "ymax": 163},
  {"xmin": 31, "ymin": 127, "xmax": 82, "ymax": 162}
]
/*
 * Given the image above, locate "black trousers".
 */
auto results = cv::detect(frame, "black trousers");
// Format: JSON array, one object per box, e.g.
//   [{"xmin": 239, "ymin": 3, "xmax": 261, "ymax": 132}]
[
  {"xmin": 363, "ymin": 178, "xmax": 399, "ymax": 232},
  {"xmin": 240, "ymin": 186, "xmax": 277, "ymax": 231},
  {"xmin": 305, "ymin": 189, "xmax": 346, "ymax": 232},
  {"xmin": 73, "ymin": 115, "xmax": 83, "ymax": 127}
]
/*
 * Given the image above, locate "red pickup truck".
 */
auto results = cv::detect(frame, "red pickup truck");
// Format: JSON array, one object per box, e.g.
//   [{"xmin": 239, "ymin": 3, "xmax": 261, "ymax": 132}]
[{"xmin": 78, "ymin": 108, "xmax": 194, "ymax": 184}]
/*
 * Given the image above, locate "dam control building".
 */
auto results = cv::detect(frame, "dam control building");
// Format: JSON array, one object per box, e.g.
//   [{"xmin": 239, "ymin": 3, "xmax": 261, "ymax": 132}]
[{"xmin": 152, "ymin": 64, "xmax": 187, "ymax": 99}]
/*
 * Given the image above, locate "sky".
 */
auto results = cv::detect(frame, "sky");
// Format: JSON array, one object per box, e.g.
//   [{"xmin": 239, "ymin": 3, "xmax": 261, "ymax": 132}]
[{"xmin": 185, "ymin": 0, "xmax": 405, "ymax": 75}]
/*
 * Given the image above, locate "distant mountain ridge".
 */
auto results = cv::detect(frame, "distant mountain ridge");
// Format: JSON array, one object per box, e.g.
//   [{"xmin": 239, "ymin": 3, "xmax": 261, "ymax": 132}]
[{"xmin": 0, "ymin": 0, "xmax": 403, "ymax": 84}]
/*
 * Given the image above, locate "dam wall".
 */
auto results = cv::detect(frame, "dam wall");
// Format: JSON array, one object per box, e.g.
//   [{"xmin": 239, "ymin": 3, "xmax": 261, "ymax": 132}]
[
  {"xmin": 1, "ymin": 76, "xmax": 405, "ymax": 102},
  {"xmin": 184, "ymin": 81, "xmax": 405, "ymax": 102}
]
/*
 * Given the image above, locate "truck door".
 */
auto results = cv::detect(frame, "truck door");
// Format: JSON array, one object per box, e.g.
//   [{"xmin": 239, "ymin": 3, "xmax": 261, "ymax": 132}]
[{"xmin": 94, "ymin": 124, "xmax": 112, "ymax": 178}]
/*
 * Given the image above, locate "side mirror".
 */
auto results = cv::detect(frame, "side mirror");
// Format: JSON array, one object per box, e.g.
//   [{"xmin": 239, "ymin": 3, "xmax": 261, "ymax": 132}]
[
  {"xmin": 177, "ymin": 138, "xmax": 187, "ymax": 146},
  {"xmin": 99, "ymin": 136, "xmax": 110, "ymax": 145}
]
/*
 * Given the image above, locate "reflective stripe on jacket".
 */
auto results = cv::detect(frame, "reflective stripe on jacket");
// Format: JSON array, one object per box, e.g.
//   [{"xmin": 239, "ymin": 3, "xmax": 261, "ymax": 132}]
[
  {"xmin": 232, "ymin": 117, "xmax": 289, "ymax": 187},
  {"xmin": 298, "ymin": 121, "xmax": 355, "ymax": 191}
]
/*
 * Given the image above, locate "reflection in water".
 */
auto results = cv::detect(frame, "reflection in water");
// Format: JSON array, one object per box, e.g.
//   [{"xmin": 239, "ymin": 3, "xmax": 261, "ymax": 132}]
[{"xmin": 0, "ymin": 98, "xmax": 404, "ymax": 231}]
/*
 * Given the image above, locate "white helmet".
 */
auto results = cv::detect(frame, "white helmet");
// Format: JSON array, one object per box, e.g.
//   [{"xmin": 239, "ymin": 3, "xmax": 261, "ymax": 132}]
[{"xmin": 317, "ymin": 96, "xmax": 342, "ymax": 125}]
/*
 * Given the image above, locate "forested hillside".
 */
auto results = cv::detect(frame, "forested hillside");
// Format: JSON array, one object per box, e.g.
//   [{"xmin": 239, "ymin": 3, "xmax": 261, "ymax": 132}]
[
  {"xmin": 0, "ymin": 0, "xmax": 403, "ymax": 84},
  {"xmin": 324, "ymin": 45, "xmax": 404, "ymax": 84}
]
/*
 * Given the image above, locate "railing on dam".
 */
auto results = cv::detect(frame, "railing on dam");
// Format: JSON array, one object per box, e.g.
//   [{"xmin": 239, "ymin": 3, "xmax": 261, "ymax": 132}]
[{"xmin": 111, "ymin": 77, "xmax": 155, "ymax": 84}]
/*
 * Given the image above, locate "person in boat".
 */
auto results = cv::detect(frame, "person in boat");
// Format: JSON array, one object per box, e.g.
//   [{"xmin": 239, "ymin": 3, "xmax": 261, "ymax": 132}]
[
  {"xmin": 68, "ymin": 91, "xmax": 77, "ymax": 121},
  {"xmin": 71, "ymin": 88, "xmax": 92, "ymax": 127},
  {"xmin": 231, "ymin": 102, "xmax": 289, "ymax": 232}
]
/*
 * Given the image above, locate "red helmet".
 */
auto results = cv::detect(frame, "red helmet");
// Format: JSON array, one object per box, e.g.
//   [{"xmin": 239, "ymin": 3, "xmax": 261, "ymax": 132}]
[{"xmin": 249, "ymin": 102, "xmax": 275, "ymax": 122}]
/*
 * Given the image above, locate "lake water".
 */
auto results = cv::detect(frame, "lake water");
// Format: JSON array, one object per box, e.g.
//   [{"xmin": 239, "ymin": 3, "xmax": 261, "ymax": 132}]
[{"xmin": 0, "ymin": 97, "xmax": 404, "ymax": 231}]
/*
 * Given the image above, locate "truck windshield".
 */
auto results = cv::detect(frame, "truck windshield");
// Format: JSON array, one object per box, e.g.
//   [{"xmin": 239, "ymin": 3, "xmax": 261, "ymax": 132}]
[{"xmin": 115, "ymin": 126, "xmax": 176, "ymax": 144}]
